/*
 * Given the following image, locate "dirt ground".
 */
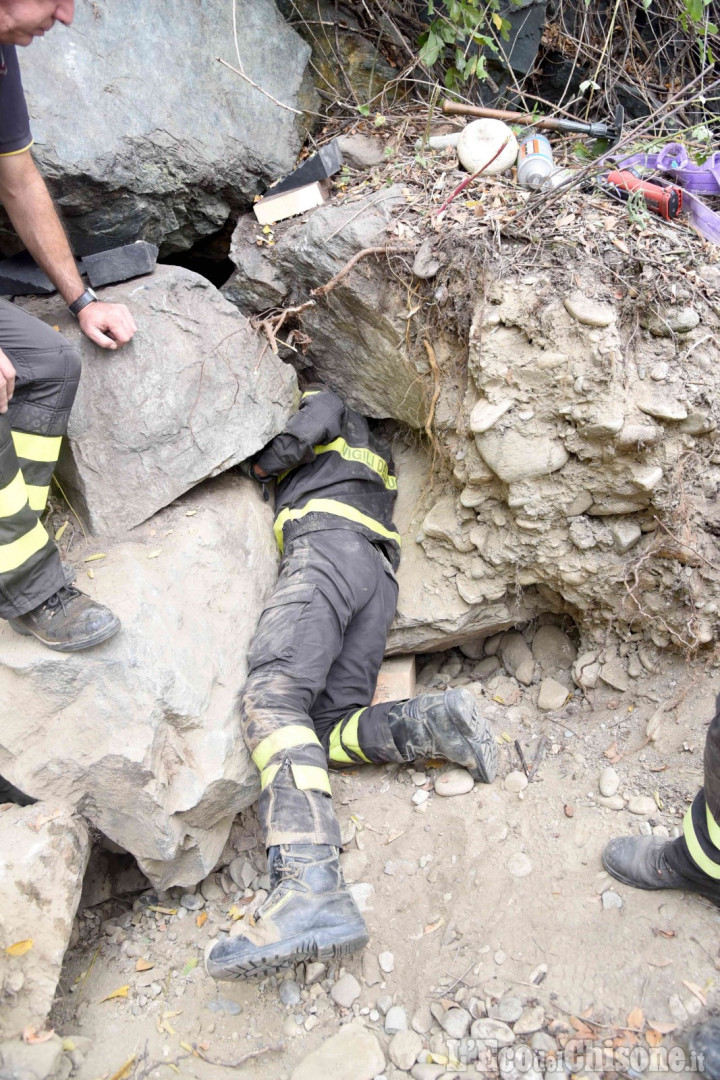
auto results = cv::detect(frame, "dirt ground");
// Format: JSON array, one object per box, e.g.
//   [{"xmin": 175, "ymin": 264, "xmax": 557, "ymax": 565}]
[{"xmin": 51, "ymin": 649, "xmax": 719, "ymax": 1080}]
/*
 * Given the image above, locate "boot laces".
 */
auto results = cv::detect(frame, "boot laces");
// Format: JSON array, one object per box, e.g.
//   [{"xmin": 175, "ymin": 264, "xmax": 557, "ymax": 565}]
[{"xmin": 44, "ymin": 585, "xmax": 81, "ymax": 617}]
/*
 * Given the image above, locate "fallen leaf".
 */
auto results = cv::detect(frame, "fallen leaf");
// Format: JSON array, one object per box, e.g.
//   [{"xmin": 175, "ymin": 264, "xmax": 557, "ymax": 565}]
[
  {"xmin": 646, "ymin": 1029, "xmax": 663, "ymax": 1047},
  {"xmin": 163, "ymin": 1010, "xmax": 183, "ymax": 1019},
  {"xmin": 186, "ymin": 510, "xmax": 198, "ymax": 517},
  {"xmin": 159, "ymin": 1019, "xmax": 176, "ymax": 1036},
  {"xmin": 500, "ymin": 731, "xmax": 513, "ymax": 743},
  {"xmin": 54, "ymin": 521, "xmax": 68, "ymax": 542},
  {"xmin": 22, "ymin": 1025, "xmax": 54, "ymax": 1043},
  {"xmin": 556, "ymin": 213, "xmax": 576, "ymax": 228},
  {"xmin": 108, "ymin": 1056, "xmax": 136, "ymax": 1080},
  {"xmin": 180, "ymin": 958, "xmax": 199, "ymax": 977},
  {"xmin": 627, "ymin": 1006, "xmax": 645, "ymax": 1030},
  {"xmin": 100, "ymin": 985, "xmax": 129, "ymax": 1002},
  {"xmin": 682, "ymin": 980, "xmax": 707, "ymax": 1007},
  {"xmin": 6, "ymin": 939, "xmax": 33, "ymax": 957},
  {"xmin": 87, "ymin": 568, "xmax": 94, "ymax": 579},
  {"xmin": 385, "ymin": 830, "xmax": 405, "ymax": 845},
  {"xmin": 29, "ymin": 808, "xmax": 63, "ymax": 832},
  {"xmin": 564, "ymin": 804, "xmax": 574, "ymax": 818},
  {"xmin": 648, "ymin": 958, "xmax": 673, "ymax": 967},
  {"xmin": 147, "ymin": 549, "xmax": 163, "ymax": 559},
  {"xmin": 135, "ymin": 959, "xmax": 154, "ymax": 972},
  {"xmin": 653, "ymin": 790, "xmax": 663, "ymax": 810},
  {"xmin": 612, "ymin": 237, "xmax": 631, "ymax": 255},
  {"xmin": 424, "ymin": 918, "xmax": 445, "ymax": 935},
  {"xmin": 84, "ymin": 553, "xmax": 107, "ymax": 562},
  {"xmin": 147, "ymin": 905, "xmax": 177, "ymax": 915},
  {"xmin": 179, "ymin": 1041, "xmax": 196, "ymax": 1055},
  {"xmin": 196, "ymin": 911, "xmax": 208, "ymax": 928},
  {"xmin": 228, "ymin": 904, "xmax": 245, "ymax": 921},
  {"xmin": 604, "ymin": 741, "xmax": 623, "ymax": 764}
]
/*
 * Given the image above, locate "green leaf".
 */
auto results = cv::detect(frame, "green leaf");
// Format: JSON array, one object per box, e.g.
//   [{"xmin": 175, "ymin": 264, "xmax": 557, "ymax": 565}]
[
  {"xmin": 357, "ymin": 103, "xmax": 370, "ymax": 117},
  {"xmin": 180, "ymin": 958, "xmax": 199, "ymax": 977}
]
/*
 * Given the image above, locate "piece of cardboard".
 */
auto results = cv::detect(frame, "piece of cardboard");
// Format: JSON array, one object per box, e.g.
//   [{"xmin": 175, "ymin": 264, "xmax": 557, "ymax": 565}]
[
  {"xmin": 371, "ymin": 655, "xmax": 416, "ymax": 706},
  {"xmin": 253, "ymin": 181, "xmax": 328, "ymax": 226}
]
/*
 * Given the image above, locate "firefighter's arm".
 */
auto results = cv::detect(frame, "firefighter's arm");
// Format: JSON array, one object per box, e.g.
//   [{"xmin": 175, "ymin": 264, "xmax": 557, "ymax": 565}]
[{"xmin": 253, "ymin": 389, "xmax": 345, "ymax": 477}]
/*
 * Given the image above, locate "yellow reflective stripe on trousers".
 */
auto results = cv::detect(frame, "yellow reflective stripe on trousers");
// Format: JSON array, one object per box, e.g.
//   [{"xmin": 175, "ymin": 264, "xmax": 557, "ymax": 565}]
[
  {"xmin": 683, "ymin": 806, "xmax": 720, "ymax": 880},
  {"xmin": 328, "ymin": 709, "xmax": 371, "ymax": 765},
  {"xmin": 329, "ymin": 720, "xmax": 353, "ymax": 765},
  {"xmin": 273, "ymin": 498, "xmax": 401, "ymax": 554},
  {"xmin": 342, "ymin": 708, "xmax": 371, "ymax": 763},
  {"xmin": 0, "ymin": 519, "xmax": 48, "ymax": 573},
  {"xmin": 12, "ymin": 431, "xmax": 62, "ymax": 463},
  {"xmin": 314, "ymin": 438, "xmax": 397, "ymax": 491},
  {"xmin": 0, "ymin": 471, "xmax": 28, "ymax": 518},
  {"xmin": 252, "ymin": 724, "xmax": 322, "ymax": 771},
  {"xmin": 291, "ymin": 763, "xmax": 332, "ymax": 794},
  {"xmin": 27, "ymin": 485, "xmax": 50, "ymax": 512},
  {"xmin": 707, "ymin": 803, "xmax": 720, "ymax": 851}
]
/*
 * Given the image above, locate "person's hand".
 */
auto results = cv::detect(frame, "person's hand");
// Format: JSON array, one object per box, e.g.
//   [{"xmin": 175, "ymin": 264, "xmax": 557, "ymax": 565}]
[
  {"xmin": 0, "ymin": 348, "xmax": 16, "ymax": 413},
  {"xmin": 253, "ymin": 463, "xmax": 269, "ymax": 479},
  {"xmin": 77, "ymin": 301, "xmax": 137, "ymax": 350}
]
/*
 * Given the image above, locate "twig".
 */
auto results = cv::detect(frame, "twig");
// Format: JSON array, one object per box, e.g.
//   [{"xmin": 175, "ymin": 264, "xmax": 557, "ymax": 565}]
[
  {"xmin": 311, "ymin": 245, "xmax": 415, "ymax": 297},
  {"xmin": 192, "ymin": 1041, "xmax": 284, "ymax": 1068},
  {"xmin": 514, "ymin": 739, "xmax": 530, "ymax": 778},
  {"xmin": 216, "ymin": 57, "xmax": 304, "ymax": 116},
  {"xmin": 528, "ymin": 736, "xmax": 549, "ymax": 782},
  {"xmin": 435, "ymin": 137, "xmax": 511, "ymax": 216}
]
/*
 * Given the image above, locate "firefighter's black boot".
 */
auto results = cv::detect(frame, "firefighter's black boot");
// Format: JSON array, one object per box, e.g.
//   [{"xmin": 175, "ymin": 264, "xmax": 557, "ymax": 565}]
[
  {"xmin": 205, "ymin": 845, "xmax": 368, "ymax": 980},
  {"xmin": 689, "ymin": 1017, "xmax": 720, "ymax": 1080},
  {"xmin": 388, "ymin": 687, "xmax": 498, "ymax": 783},
  {"xmin": 0, "ymin": 775, "xmax": 36, "ymax": 806},
  {"xmin": 9, "ymin": 585, "xmax": 120, "ymax": 652},
  {"xmin": 602, "ymin": 836, "xmax": 720, "ymax": 907}
]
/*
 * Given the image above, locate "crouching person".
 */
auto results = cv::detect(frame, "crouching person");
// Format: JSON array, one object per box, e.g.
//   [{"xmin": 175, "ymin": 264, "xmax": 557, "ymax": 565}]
[{"xmin": 206, "ymin": 385, "xmax": 498, "ymax": 980}]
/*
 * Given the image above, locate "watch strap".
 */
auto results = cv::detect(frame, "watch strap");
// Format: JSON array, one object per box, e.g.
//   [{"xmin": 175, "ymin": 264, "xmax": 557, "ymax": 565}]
[{"xmin": 69, "ymin": 288, "xmax": 98, "ymax": 318}]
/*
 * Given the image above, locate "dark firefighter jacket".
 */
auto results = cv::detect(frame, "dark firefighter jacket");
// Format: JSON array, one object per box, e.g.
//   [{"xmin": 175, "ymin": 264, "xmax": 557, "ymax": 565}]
[{"xmin": 254, "ymin": 388, "xmax": 401, "ymax": 570}]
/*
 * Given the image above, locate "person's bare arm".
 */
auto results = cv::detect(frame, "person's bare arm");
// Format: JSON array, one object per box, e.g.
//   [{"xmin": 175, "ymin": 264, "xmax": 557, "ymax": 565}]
[{"xmin": 0, "ymin": 150, "xmax": 137, "ymax": 349}]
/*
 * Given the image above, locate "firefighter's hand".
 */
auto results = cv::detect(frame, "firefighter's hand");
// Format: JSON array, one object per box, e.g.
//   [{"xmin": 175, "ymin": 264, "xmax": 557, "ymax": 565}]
[
  {"xmin": 78, "ymin": 301, "xmax": 138, "ymax": 350},
  {"xmin": 0, "ymin": 348, "xmax": 16, "ymax": 413},
  {"xmin": 253, "ymin": 463, "xmax": 269, "ymax": 479}
]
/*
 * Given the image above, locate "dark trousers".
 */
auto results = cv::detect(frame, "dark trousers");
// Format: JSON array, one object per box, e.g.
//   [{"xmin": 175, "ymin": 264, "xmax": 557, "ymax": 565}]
[
  {"xmin": 0, "ymin": 299, "xmax": 80, "ymax": 619},
  {"xmin": 675, "ymin": 705, "xmax": 720, "ymax": 881},
  {"xmin": 240, "ymin": 529, "xmax": 405, "ymax": 849}
]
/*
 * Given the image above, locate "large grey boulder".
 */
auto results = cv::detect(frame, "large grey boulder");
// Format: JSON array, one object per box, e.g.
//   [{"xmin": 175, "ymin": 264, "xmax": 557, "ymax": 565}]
[
  {"xmin": 0, "ymin": 802, "xmax": 89, "ymax": 1039},
  {"xmin": 20, "ymin": 265, "xmax": 297, "ymax": 535},
  {"xmin": 223, "ymin": 187, "xmax": 428, "ymax": 429},
  {"xmin": 0, "ymin": 475, "xmax": 276, "ymax": 889},
  {"xmin": 16, "ymin": 0, "xmax": 314, "ymax": 254}
]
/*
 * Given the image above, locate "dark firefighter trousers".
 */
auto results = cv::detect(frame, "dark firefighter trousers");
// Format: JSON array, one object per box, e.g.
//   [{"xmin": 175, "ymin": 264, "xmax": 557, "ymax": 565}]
[
  {"xmin": 0, "ymin": 299, "xmax": 80, "ymax": 619},
  {"xmin": 240, "ymin": 529, "xmax": 408, "ymax": 849},
  {"xmin": 675, "ymin": 702, "xmax": 720, "ymax": 882}
]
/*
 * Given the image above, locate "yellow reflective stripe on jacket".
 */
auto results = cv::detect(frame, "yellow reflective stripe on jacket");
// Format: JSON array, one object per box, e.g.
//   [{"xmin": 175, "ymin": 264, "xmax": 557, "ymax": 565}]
[
  {"xmin": 252, "ymin": 724, "xmax": 322, "ymax": 771},
  {"xmin": 260, "ymin": 763, "xmax": 281, "ymax": 790},
  {"xmin": 314, "ymin": 437, "xmax": 397, "ymax": 490},
  {"xmin": 707, "ymin": 803, "xmax": 720, "ymax": 851},
  {"xmin": 0, "ymin": 519, "xmax": 48, "ymax": 573},
  {"xmin": 301, "ymin": 391, "xmax": 322, "ymax": 398},
  {"xmin": 0, "ymin": 471, "xmax": 28, "ymax": 518},
  {"xmin": 274, "ymin": 498, "xmax": 401, "ymax": 553},
  {"xmin": 291, "ymin": 763, "xmax": 332, "ymax": 794},
  {"xmin": 27, "ymin": 485, "xmax": 50, "ymax": 513},
  {"xmin": 12, "ymin": 431, "xmax": 62, "ymax": 463},
  {"xmin": 0, "ymin": 140, "xmax": 33, "ymax": 158},
  {"xmin": 683, "ymin": 806, "xmax": 720, "ymax": 880}
]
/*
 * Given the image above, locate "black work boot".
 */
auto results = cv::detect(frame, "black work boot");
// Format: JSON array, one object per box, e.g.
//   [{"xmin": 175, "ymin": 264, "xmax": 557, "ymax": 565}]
[
  {"xmin": 8, "ymin": 585, "xmax": 120, "ymax": 652},
  {"xmin": 205, "ymin": 845, "xmax": 368, "ymax": 980},
  {"xmin": 0, "ymin": 774, "xmax": 36, "ymax": 806},
  {"xmin": 602, "ymin": 836, "xmax": 720, "ymax": 907},
  {"xmin": 689, "ymin": 1017, "xmax": 720, "ymax": 1080},
  {"xmin": 388, "ymin": 687, "xmax": 498, "ymax": 783}
]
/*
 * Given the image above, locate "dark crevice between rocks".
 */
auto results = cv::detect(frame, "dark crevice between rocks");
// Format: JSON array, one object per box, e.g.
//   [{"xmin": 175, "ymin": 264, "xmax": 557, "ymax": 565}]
[{"xmin": 159, "ymin": 215, "xmax": 236, "ymax": 290}]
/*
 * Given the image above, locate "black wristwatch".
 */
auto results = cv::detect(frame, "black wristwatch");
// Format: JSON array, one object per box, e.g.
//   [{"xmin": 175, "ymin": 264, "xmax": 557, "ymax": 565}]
[{"xmin": 69, "ymin": 288, "xmax": 98, "ymax": 318}]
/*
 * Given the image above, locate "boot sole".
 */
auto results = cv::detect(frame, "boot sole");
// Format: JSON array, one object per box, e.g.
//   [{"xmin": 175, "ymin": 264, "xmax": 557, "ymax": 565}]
[
  {"xmin": 447, "ymin": 689, "xmax": 498, "ymax": 784},
  {"xmin": 602, "ymin": 851, "xmax": 720, "ymax": 907},
  {"xmin": 206, "ymin": 925, "xmax": 369, "ymax": 981},
  {"xmin": 8, "ymin": 615, "xmax": 121, "ymax": 652}
]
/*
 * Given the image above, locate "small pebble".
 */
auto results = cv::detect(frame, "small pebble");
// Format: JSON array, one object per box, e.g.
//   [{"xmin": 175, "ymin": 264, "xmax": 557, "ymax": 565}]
[
  {"xmin": 514, "ymin": 1005, "xmax": 545, "ymax": 1035},
  {"xmin": 599, "ymin": 767, "xmax": 620, "ymax": 798},
  {"xmin": 494, "ymin": 950, "xmax": 506, "ymax": 965},
  {"xmin": 492, "ymin": 996, "xmax": 523, "ymax": 1023},
  {"xmin": 377, "ymin": 994, "xmax": 393, "ymax": 1015},
  {"xmin": 602, "ymin": 890, "xmax": 623, "ymax": 910},
  {"xmin": 412, "ymin": 789, "xmax": 430, "ymax": 806},
  {"xmin": 504, "ymin": 771, "xmax": 528, "ymax": 794},
  {"xmin": 628, "ymin": 795, "xmax": 656, "ymax": 816},
  {"xmin": 385, "ymin": 1005, "xmax": 409, "ymax": 1034},
  {"xmin": 439, "ymin": 1006, "xmax": 471, "ymax": 1039},
  {"xmin": 506, "ymin": 852, "xmax": 533, "ymax": 878},
  {"xmin": 389, "ymin": 1029, "xmax": 423, "ymax": 1071},
  {"xmin": 379, "ymin": 951, "xmax": 395, "ymax": 973},
  {"xmin": 180, "ymin": 893, "xmax": 204, "ymax": 910},
  {"xmin": 279, "ymin": 980, "xmax": 301, "ymax": 1007},
  {"xmin": 206, "ymin": 997, "xmax": 242, "ymax": 1016},
  {"xmin": 434, "ymin": 768, "xmax": 474, "ymax": 797},
  {"xmin": 330, "ymin": 973, "xmax": 361, "ymax": 1009}
]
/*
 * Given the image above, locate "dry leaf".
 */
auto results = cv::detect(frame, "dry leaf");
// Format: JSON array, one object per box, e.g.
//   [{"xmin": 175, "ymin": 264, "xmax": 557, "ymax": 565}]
[
  {"xmin": 228, "ymin": 904, "xmax": 244, "ymax": 921},
  {"xmin": 556, "ymin": 213, "xmax": 576, "ymax": 228},
  {"xmin": 612, "ymin": 237, "xmax": 630, "ymax": 255},
  {"xmin": 385, "ymin": 830, "xmax": 405, "ymax": 845},
  {"xmin": 22, "ymin": 1025, "xmax": 54, "ymax": 1043},
  {"xmin": 135, "ymin": 959, "xmax": 154, "ymax": 972},
  {"xmin": 179, "ymin": 1042, "xmax": 196, "ymax": 1055},
  {"xmin": 147, "ymin": 905, "xmax": 177, "ymax": 915},
  {"xmin": 108, "ymin": 1056, "xmax": 136, "ymax": 1080},
  {"xmin": 653, "ymin": 790, "xmax": 663, "ymax": 810},
  {"xmin": 682, "ymin": 980, "xmax": 707, "ymax": 1007},
  {"xmin": 646, "ymin": 1029, "xmax": 663, "ymax": 1047},
  {"xmin": 180, "ymin": 958, "xmax": 198, "ymax": 976},
  {"xmin": 604, "ymin": 741, "xmax": 623, "ymax": 764},
  {"xmin": 648, "ymin": 1021, "xmax": 677, "ymax": 1035},
  {"xmin": 564, "ymin": 804, "xmax": 574, "ymax": 818},
  {"xmin": 29, "ymin": 808, "xmax": 63, "ymax": 832},
  {"xmin": 196, "ymin": 911, "xmax": 208, "ymax": 928},
  {"xmin": 186, "ymin": 510, "xmax": 198, "ymax": 517},
  {"xmin": 84, "ymin": 553, "xmax": 107, "ymax": 562},
  {"xmin": 100, "ymin": 984, "xmax": 129, "ymax": 1002},
  {"xmin": 652, "ymin": 927, "xmax": 676, "ymax": 939},
  {"xmin": 6, "ymin": 939, "xmax": 33, "ymax": 957},
  {"xmin": 54, "ymin": 521, "xmax": 68, "ymax": 542},
  {"xmin": 626, "ymin": 1006, "xmax": 645, "ymax": 1030},
  {"xmin": 423, "ymin": 918, "xmax": 445, "ymax": 934},
  {"xmin": 147, "ymin": 549, "xmax": 163, "ymax": 559}
]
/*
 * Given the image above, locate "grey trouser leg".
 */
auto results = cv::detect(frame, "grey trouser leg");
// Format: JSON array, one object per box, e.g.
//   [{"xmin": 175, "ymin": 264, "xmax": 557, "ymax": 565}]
[
  {"xmin": 240, "ymin": 529, "xmax": 400, "ymax": 849},
  {"xmin": 0, "ymin": 300, "xmax": 81, "ymax": 618}
]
